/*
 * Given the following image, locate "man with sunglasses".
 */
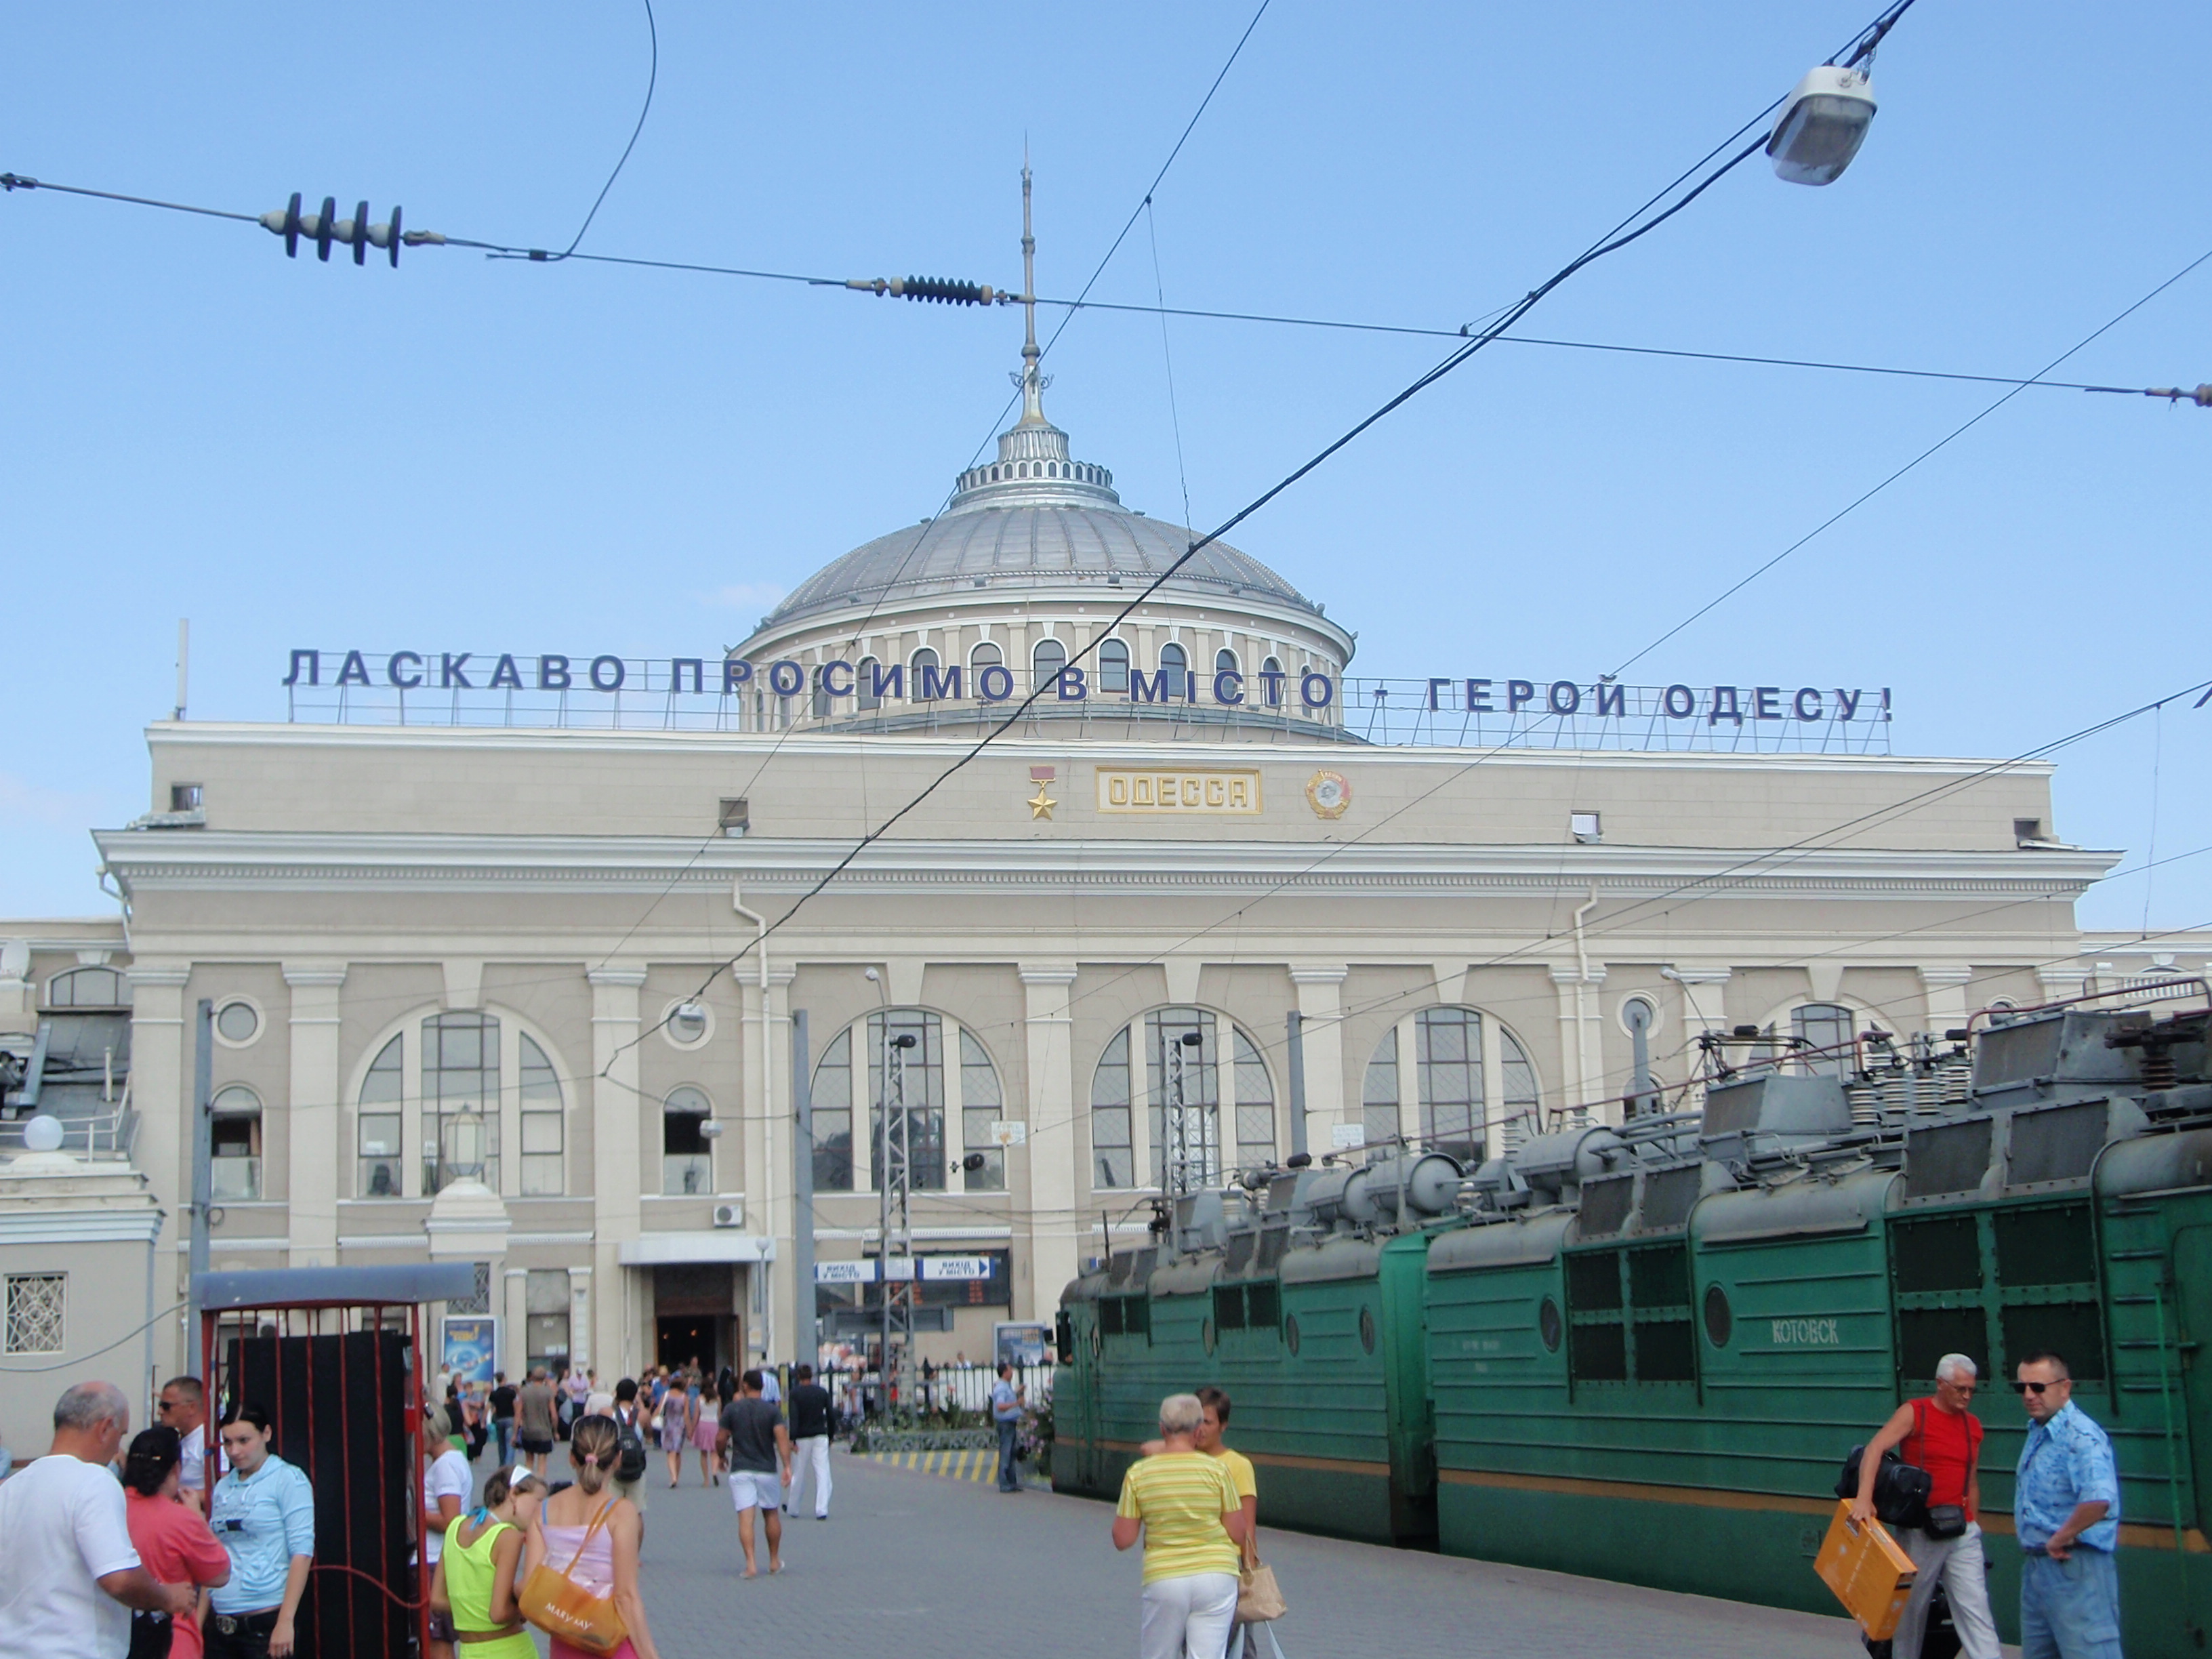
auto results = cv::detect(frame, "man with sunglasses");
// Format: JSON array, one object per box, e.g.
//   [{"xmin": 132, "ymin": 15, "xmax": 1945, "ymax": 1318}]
[
  {"xmin": 2013, "ymin": 1351, "xmax": 2121, "ymax": 1659},
  {"xmin": 1849, "ymin": 1353, "xmax": 1998, "ymax": 1659}
]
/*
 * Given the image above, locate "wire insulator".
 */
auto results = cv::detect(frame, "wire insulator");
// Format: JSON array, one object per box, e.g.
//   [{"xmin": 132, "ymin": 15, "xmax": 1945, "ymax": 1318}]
[{"xmin": 888, "ymin": 276, "xmax": 996, "ymax": 306}]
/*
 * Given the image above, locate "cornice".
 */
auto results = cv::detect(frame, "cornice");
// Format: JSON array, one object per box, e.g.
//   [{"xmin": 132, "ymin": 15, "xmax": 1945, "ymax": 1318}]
[{"xmin": 93, "ymin": 830, "xmax": 2119, "ymax": 905}]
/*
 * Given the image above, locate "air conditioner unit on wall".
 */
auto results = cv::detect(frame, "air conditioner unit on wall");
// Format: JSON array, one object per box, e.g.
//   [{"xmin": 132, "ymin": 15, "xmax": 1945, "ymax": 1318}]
[{"xmin": 712, "ymin": 1202, "xmax": 743, "ymax": 1228}]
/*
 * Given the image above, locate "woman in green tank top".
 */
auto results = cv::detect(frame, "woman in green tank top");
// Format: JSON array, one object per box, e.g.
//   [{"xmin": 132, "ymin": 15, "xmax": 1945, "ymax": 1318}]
[{"xmin": 430, "ymin": 1464, "xmax": 544, "ymax": 1658}]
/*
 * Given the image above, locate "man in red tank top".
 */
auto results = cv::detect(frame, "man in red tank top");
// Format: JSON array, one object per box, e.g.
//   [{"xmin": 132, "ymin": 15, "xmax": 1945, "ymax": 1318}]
[{"xmin": 1850, "ymin": 1354, "xmax": 2000, "ymax": 1659}]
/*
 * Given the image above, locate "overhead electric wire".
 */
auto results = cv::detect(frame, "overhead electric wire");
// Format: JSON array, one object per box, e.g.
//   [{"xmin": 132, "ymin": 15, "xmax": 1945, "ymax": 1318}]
[
  {"xmin": 1606, "ymin": 241, "xmax": 2212, "ymax": 678},
  {"xmin": 593, "ymin": 0, "xmax": 1932, "ymax": 1080}
]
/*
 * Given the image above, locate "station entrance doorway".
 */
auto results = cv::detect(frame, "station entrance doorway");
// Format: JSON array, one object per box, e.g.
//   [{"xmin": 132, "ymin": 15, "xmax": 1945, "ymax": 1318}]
[{"xmin": 653, "ymin": 1263, "xmax": 739, "ymax": 1373}]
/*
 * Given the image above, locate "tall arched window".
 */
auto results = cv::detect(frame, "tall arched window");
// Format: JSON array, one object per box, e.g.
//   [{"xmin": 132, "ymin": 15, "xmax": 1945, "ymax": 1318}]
[
  {"xmin": 1215, "ymin": 647, "xmax": 1239, "ymax": 675},
  {"xmin": 663, "ymin": 1085, "xmax": 712, "ymax": 1194},
  {"xmin": 909, "ymin": 647, "xmax": 941, "ymax": 698},
  {"xmin": 1261, "ymin": 656, "xmax": 1284, "ymax": 705},
  {"xmin": 1090, "ymin": 1008, "xmax": 1274, "ymax": 1189},
  {"xmin": 1791, "ymin": 1003, "xmax": 1856, "ymax": 1076},
  {"xmin": 970, "ymin": 640, "xmax": 1004, "ymax": 671},
  {"xmin": 857, "ymin": 657, "xmax": 882, "ymax": 712},
  {"xmin": 211, "ymin": 1086, "xmax": 262, "ymax": 1201},
  {"xmin": 810, "ymin": 1010, "xmax": 1005, "ymax": 1193},
  {"xmin": 1159, "ymin": 642, "xmax": 1189, "ymax": 695},
  {"xmin": 424, "ymin": 1012, "xmax": 499, "ymax": 1195},
  {"xmin": 811, "ymin": 661, "xmax": 833, "ymax": 718},
  {"xmin": 1032, "ymin": 638, "xmax": 1067, "ymax": 691},
  {"xmin": 359, "ymin": 1035, "xmax": 403, "ymax": 1196},
  {"xmin": 1362, "ymin": 1007, "xmax": 1539, "ymax": 1167},
  {"xmin": 1099, "ymin": 638, "xmax": 1131, "ymax": 693},
  {"xmin": 518, "ymin": 1033, "xmax": 565, "ymax": 1195}
]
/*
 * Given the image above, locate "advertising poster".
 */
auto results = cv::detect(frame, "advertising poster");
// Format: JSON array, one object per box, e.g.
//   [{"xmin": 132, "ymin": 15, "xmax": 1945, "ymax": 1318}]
[
  {"xmin": 442, "ymin": 1317, "xmax": 497, "ymax": 1386},
  {"xmin": 994, "ymin": 1320, "xmax": 1050, "ymax": 1369}
]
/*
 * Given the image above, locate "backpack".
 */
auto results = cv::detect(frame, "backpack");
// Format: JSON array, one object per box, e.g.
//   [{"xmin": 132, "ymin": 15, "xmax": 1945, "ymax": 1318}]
[
  {"xmin": 1835, "ymin": 1443, "xmax": 1933, "ymax": 1530},
  {"xmin": 614, "ymin": 1408, "xmax": 649, "ymax": 1483}
]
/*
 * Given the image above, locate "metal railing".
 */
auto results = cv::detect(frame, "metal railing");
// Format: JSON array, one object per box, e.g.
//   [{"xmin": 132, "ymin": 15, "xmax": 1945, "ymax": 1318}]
[{"xmin": 0, "ymin": 1099, "xmax": 139, "ymax": 1162}]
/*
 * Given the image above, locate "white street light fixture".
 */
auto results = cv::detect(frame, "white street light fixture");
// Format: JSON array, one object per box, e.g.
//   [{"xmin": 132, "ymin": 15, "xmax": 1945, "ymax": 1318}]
[{"xmin": 1768, "ymin": 64, "xmax": 1877, "ymax": 186}]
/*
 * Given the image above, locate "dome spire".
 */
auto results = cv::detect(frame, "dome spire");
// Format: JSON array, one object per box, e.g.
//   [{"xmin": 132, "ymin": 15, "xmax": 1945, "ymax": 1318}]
[{"xmin": 1015, "ymin": 148, "xmax": 1050, "ymax": 427}]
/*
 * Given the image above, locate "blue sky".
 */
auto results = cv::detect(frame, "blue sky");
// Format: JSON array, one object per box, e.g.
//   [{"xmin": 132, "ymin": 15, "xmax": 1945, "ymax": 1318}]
[{"xmin": 2, "ymin": 2, "xmax": 2205, "ymax": 931}]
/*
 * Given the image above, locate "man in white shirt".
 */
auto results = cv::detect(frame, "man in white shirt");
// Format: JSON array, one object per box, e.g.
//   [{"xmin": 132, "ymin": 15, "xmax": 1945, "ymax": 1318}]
[
  {"xmin": 157, "ymin": 1374, "xmax": 220, "ymax": 1511},
  {"xmin": 0, "ymin": 1380, "xmax": 194, "ymax": 1657}
]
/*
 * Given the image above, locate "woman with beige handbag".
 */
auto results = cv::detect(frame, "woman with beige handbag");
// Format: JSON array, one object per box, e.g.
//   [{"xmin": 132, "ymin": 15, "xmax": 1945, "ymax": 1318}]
[
  {"xmin": 1195, "ymin": 1389, "xmax": 1284, "ymax": 1658},
  {"xmin": 522, "ymin": 1416, "xmax": 663, "ymax": 1659}
]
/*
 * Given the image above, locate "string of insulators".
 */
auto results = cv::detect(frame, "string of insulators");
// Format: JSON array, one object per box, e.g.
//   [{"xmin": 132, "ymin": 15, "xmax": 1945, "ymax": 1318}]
[
  {"xmin": 257, "ymin": 192, "xmax": 443, "ymax": 266},
  {"xmin": 845, "ymin": 276, "xmax": 1000, "ymax": 305}
]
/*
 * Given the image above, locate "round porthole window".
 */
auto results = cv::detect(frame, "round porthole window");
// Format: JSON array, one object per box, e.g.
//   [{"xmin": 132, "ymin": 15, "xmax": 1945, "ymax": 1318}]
[
  {"xmin": 1704, "ymin": 1283, "xmax": 1734, "ymax": 1348},
  {"xmin": 661, "ymin": 998, "xmax": 712, "ymax": 1049},
  {"xmin": 1358, "ymin": 1305, "xmax": 1376, "ymax": 1355},
  {"xmin": 1284, "ymin": 1314, "xmax": 1301, "ymax": 1356},
  {"xmin": 1202, "ymin": 1318, "xmax": 1216, "ymax": 1356},
  {"xmin": 213, "ymin": 1000, "xmax": 260, "ymax": 1046},
  {"xmin": 1538, "ymin": 1295, "xmax": 1563, "ymax": 1353}
]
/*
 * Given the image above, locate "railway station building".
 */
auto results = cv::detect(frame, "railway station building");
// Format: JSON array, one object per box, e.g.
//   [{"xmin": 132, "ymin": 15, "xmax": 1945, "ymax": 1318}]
[{"xmin": 0, "ymin": 361, "xmax": 2184, "ymax": 1448}]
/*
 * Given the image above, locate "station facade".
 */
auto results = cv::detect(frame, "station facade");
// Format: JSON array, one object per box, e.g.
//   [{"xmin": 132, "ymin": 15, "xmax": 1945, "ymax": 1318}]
[{"xmin": 0, "ymin": 365, "xmax": 2176, "ymax": 1448}]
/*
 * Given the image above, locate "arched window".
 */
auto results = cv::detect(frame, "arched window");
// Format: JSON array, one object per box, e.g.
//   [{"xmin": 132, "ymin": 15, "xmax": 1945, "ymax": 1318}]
[
  {"xmin": 423, "ymin": 1012, "xmax": 499, "ymax": 1195},
  {"xmin": 1361, "ymin": 1008, "xmax": 1539, "ymax": 1167},
  {"xmin": 1261, "ymin": 656, "xmax": 1284, "ymax": 705},
  {"xmin": 518, "ymin": 1033, "xmax": 564, "ymax": 1195},
  {"xmin": 857, "ymin": 657, "xmax": 882, "ymax": 712},
  {"xmin": 1215, "ymin": 647, "xmax": 1239, "ymax": 675},
  {"xmin": 909, "ymin": 647, "xmax": 941, "ymax": 699},
  {"xmin": 811, "ymin": 661, "xmax": 832, "ymax": 718},
  {"xmin": 970, "ymin": 640, "xmax": 1004, "ymax": 671},
  {"xmin": 1033, "ymin": 638, "xmax": 1067, "ymax": 693},
  {"xmin": 1159, "ymin": 642, "xmax": 1188, "ymax": 697},
  {"xmin": 42, "ymin": 966, "xmax": 128, "ymax": 1009},
  {"xmin": 808, "ymin": 1010, "xmax": 1006, "ymax": 1193},
  {"xmin": 1791, "ymin": 1003, "xmax": 1856, "ymax": 1076},
  {"xmin": 359, "ymin": 1035, "xmax": 403, "ymax": 1197},
  {"xmin": 211, "ymin": 1086, "xmax": 262, "ymax": 1201},
  {"xmin": 1099, "ymin": 638, "xmax": 1130, "ymax": 693},
  {"xmin": 1089, "ymin": 1008, "xmax": 1274, "ymax": 1190},
  {"xmin": 663, "ymin": 1085, "xmax": 712, "ymax": 1194}
]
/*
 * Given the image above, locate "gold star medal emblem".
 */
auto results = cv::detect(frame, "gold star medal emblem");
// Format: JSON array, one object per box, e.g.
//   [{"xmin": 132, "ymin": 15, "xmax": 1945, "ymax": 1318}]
[{"xmin": 1027, "ymin": 764, "xmax": 1057, "ymax": 820}]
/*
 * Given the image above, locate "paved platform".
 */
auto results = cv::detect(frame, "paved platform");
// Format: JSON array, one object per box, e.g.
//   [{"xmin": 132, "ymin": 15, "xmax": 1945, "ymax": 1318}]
[{"xmin": 623, "ymin": 1450, "xmax": 1876, "ymax": 1658}]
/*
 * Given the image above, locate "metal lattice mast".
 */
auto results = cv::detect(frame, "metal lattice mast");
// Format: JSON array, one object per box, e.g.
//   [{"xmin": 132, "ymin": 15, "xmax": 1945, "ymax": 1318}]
[{"xmin": 876, "ymin": 1022, "xmax": 918, "ymax": 1409}]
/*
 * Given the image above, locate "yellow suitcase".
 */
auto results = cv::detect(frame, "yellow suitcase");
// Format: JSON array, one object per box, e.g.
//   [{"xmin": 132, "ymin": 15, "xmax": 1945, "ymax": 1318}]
[{"xmin": 1813, "ymin": 1498, "xmax": 1918, "ymax": 1639}]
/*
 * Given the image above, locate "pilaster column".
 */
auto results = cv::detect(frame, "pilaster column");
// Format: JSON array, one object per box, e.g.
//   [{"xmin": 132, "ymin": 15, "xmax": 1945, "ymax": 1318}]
[
  {"xmin": 567, "ymin": 1265, "xmax": 594, "ymax": 1374},
  {"xmin": 1550, "ymin": 963, "xmax": 1607, "ymax": 1121},
  {"xmin": 282, "ymin": 964, "xmax": 347, "ymax": 1267},
  {"xmin": 764, "ymin": 966, "xmax": 796, "ymax": 1366},
  {"xmin": 126, "ymin": 966, "xmax": 191, "ymax": 1265},
  {"xmin": 1918, "ymin": 966, "xmax": 1976, "ymax": 1036},
  {"xmin": 1288, "ymin": 967, "xmax": 1348, "ymax": 1144},
  {"xmin": 503, "ymin": 1267, "xmax": 529, "ymax": 1382},
  {"xmin": 1019, "ymin": 964, "xmax": 1078, "ymax": 1317},
  {"xmin": 587, "ymin": 966, "xmax": 644, "ymax": 1393}
]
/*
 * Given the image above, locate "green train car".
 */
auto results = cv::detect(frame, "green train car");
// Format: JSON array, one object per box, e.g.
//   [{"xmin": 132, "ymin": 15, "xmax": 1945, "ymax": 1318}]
[{"xmin": 1056, "ymin": 999, "xmax": 2212, "ymax": 1657}]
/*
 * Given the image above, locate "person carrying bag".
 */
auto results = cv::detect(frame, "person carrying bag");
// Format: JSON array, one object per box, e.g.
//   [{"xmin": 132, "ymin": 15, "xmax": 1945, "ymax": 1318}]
[{"xmin": 523, "ymin": 1416, "xmax": 663, "ymax": 1659}]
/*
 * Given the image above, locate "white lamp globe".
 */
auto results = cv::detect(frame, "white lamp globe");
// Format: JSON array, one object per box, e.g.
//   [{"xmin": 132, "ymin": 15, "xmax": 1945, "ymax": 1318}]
[
  {"xmin": 22, "ymin": 1115, "xmax": 65, "ymax": 1153},
  {"xmin": 1768, "ymin": 65, "xmax": 1878, "ymax": 186}
]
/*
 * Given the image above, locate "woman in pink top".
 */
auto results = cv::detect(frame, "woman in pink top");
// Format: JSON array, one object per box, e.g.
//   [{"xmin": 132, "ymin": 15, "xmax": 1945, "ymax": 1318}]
[
  {"xmin": 525, "ymin": 1416, "xmax": 662, "ymax": 1659},
  {"xmin": 124, "ymin": 1427, "xmax": 232, "ymax": 1659}
]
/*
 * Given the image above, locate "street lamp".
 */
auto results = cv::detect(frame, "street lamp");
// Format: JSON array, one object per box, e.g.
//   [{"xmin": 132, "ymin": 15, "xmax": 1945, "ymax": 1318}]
[{"xmin": 1768, "ymin": 64, "xmax": 1877, "ymax": 186}]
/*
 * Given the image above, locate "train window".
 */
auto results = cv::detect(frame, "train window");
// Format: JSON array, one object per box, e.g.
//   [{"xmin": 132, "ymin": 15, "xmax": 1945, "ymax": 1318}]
[
  {"xmin": 1214, "ymin": 1285, "xmax": 1247, "ymax": 1332},
  {"xmin": 2001, "ymin": 1303, "xmax": 2106, "ymax": 1383},
  {"xmin": 1891, "ymin": 1215, "xmax": 1982, "ymax": 1294},
  {"xmin": 1565, "ymin": 1252, "xmax": 1622, "ymax": 1311},
  {"xmin": 1994, "ymin": 1204, "xmax": 2096, "ymax": 1288},
  {"xmin": 1629, "ymin": 1244, "xmax": 1696, "ymax": 1381},
  {"xmin": 1570, "ymin": 1322, "xmax": 1628, "ymax": 1382},
  {"xmin": 1702, "ymin": 1284, "xmax": 1732, "ymax": 1348},
  {"xmin": 1635, "ymin": 1318, "xmax": 1696, "ymax": 1382},
  {"xmin": 1629, "ymin": 1245, "xmax": 1690, "ymax": 1310},
  {"xmin": 1359, "ymin": 1305, "xmax": 1376, "ymax": 1355},
  {"xmin": 1898, "ymin": 1307, "xmax": 1988, "ymax": 1387},
  {"xmin": 1538, "ymin": 1296, "xmax": 1562, "ymax": 1353},
  {"xmin": 1054, "ymin": 1309, "xmax": 1075, "ymax": 1364},
  {"xmin": 1123, "ymin": 1296, "xmax": 1151, "ymax": 1338},
  {"xmin": 1100, "ymin": 1296, "xmax": 1124, "ymax": 1337},
  {"xmin": 1284, "ymin": 1314, "xmax": 1300, "ymax": 1356},
  {"xmin": 1245, "ymin": 1282, "xmax": 1281, "ymax": 1332}
]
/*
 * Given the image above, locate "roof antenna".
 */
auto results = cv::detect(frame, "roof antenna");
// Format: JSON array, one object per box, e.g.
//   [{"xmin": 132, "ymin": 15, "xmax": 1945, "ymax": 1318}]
[{"xmin": 1014, "ymin": 145, "xmax": 1050, "ymax": 425}]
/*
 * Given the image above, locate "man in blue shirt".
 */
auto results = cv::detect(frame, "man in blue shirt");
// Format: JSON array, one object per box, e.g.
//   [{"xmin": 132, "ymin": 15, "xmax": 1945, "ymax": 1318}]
[
  {"xmin": 2012, "ymin": 1351, "xmax": 2121, "ymax": 1659},
  {"xmin": 990, "ymin": 1363, "xmax": 1025, "ymax": 1494}
]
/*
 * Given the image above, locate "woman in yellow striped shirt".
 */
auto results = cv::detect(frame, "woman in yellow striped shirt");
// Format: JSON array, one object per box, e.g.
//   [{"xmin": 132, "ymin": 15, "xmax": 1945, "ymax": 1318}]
[{"xmin": 1113, "ymin": 1393, "xmax": 1250, "ymax": 1659}]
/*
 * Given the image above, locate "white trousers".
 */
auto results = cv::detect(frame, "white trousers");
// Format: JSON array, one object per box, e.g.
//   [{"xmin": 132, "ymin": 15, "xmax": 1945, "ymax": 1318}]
[
  {"xmin": 1140, "ymin": 1572, "xmax": 1240, "ymax": 1659},
  {"xmin": 790, "ymin": 1434, "xmax": 832, "ymax": 1517},
  {"xmin": 1893, "ymin": 1523, "xmax": 2001, "ymax": 1659}
]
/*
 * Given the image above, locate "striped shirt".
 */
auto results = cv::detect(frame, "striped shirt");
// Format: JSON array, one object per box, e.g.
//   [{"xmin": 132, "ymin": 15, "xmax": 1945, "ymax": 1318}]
[{"xmin": 1117, "ymin": 1453, "xmax": 1242, "ymax": 1584}]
